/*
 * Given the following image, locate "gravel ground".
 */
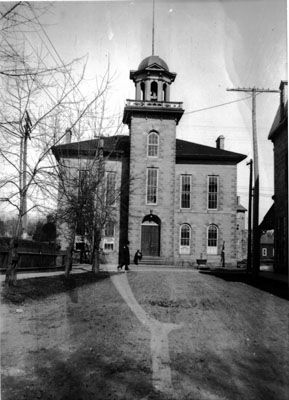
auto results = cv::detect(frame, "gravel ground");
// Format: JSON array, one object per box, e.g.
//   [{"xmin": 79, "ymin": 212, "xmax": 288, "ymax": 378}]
[{"xmin": 1, "ymin": 268, "xmax": 288, "ymax": 400}]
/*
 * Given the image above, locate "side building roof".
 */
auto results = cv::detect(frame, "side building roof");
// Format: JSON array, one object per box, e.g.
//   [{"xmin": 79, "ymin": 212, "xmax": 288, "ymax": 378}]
[
  {"xmin": 176, "ymin": 139, "xmax": 246, "ymax": 164},
  {"xmin": 52, "ymin": 135, "xmax": 246, "ymax": 164},
  {"xmin": 268, "ymin": 104, "xmax": 288, "ymax": 142},
  {"xmin": 51, "ymin": 135, "xmax": 130, "ymax": 161}
]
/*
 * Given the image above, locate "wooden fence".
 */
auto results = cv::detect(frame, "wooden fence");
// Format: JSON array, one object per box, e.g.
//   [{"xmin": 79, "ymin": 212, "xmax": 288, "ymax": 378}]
[{"xmin": 0, "ymin": 250, "xmax": 67, "ymax": 272}]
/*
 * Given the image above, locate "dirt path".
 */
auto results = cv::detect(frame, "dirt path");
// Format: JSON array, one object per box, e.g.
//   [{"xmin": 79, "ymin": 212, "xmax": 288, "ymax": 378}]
[
  {"xmin": 1, "ymin": 268, "xmax": 288, "ymax": 400},
  {"xmin": 109, "ymin": 270, "xmax": 183, "ymax": 395}
]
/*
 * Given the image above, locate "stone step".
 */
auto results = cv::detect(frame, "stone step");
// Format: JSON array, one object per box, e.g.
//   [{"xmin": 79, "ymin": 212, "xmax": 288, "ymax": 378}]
[{"xmin": 139, "ymin": 257, "xmax": 169, "ymax": 266}]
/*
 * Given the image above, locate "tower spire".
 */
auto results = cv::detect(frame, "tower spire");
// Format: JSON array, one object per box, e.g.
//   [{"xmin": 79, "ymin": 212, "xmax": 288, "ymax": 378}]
[{"xmin": 152, "ymin": 0, "xmax": 155, "ymax": 55}]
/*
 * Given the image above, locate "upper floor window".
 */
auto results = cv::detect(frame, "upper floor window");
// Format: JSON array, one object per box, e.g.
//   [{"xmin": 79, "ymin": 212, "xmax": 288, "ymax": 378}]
[
  {"xmin": 179, "ymin": 224, "xmax": 191, "ymax": 254},
  {"xmin": 106, "ymin": 171, "xmax": 116, "ymax": 206},
  {"xmin": 147, "ymin": 132, "xmax": 159, "ymax": 157},
  {"xmin": 78, "ymin": 169, "xmax": 89, "ymax": 202},
  {"xmin": 208, "ymin": 175, "xmax": 219, "ymax": 210},
  {"xmin": 181, "ymin": 175, "xmax": 191, "ymax": 209},
  {"xmin": 207, "ymin": 224, "xmax": 218, "ymax": 255},
  {"xmin": 105, "ymin": 221, "xmax": 114, "ymax": 237},
  {"xmin": 146, "ymin": 168, "xmax": 158, "ymax": 204}
]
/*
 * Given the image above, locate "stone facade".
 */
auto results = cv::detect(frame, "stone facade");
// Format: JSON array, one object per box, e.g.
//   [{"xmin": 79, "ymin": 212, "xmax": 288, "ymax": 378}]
[
  {"xmin": 123, "ymin": 55, "xmax": 246, "ymax": 268},
  {"xmin": 52, "ymin": 55, "xmax": 246, "ymax": 268}
]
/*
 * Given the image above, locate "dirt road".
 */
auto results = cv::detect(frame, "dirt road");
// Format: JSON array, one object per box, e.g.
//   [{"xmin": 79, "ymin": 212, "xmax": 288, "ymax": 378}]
[{"xmin": 1, "ymin": 268, "xmax": 288, "ymax": 400}]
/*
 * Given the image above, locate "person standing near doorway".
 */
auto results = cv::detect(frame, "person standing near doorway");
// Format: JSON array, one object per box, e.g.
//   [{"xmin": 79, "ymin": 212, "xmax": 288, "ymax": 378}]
[{"xmin": 117, "ymin": 241, "xmax": 130, "ymax": 271}]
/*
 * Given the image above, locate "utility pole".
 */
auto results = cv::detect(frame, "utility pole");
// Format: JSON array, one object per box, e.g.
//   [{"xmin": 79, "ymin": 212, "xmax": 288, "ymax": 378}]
[
  {"xmin": 227, "ymin": 87, "xmax": 279, "ymax": 279},
  {"xmin": 21, "ymin": 111, "xmax": 32, "ymax": 236},
  {"xmin": 246, "ymin": 159, "xmax": 253, "ymax": 273}
]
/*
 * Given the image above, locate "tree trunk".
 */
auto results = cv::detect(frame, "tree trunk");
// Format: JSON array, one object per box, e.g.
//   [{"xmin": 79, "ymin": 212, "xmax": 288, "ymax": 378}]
[
  {"xmin": 5, "ymin": 255, "xmax": 18, "ymax": 287},
  {"xmin": 91, "ymin": 233, "xmax": 101, "ymax": 274},
  {"xmin": 5, "ymin": 238, "xmax": 19, "ymax": 287},
  {"xmin": 91, "ymin": 248, "xmax": 100, "ymax": 274},
  {"xmin": 64, "ymin": 242, "xmax": 74, "ymax": 279}
]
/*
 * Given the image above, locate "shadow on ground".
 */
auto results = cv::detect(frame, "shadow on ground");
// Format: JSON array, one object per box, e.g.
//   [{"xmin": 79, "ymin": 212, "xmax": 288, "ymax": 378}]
[
  {"xmin": 1, "ymin": 347, "xmax": 173, "ymax": 400},
  {"xmin": 171, "ymin": 342, "xmax": 288, "ymax": 400},
  {"xmin": 199, "ymin": 270, "xmax": 289, "ymax": 300},
  {"xmin": 1, "ymin": 272, "xmax": 112, "ymax": 305}
]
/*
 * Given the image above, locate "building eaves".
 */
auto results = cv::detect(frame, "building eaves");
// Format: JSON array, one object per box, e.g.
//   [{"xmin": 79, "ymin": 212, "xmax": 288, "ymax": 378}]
[
  {"xmin": 51, "ymin": 135, "xmax": 130, "ymax": 160},
  {"xmin": 176, "ymin": 139, "xmax": 246, "ymax": 164},
  {"xmin": 237, "ymin": 204, "xmax": 247, "ymax": 212},
  {"xmin": 268, "ymin": 103, "xmax": 288, "ymax": 141},
  {"xmin": 259, "ymin": 203, "xmax": 275, "ymax": 231}
]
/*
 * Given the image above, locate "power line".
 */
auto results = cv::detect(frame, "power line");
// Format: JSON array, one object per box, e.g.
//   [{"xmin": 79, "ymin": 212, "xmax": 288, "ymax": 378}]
[{"xmin": 183, "ymin": 95, "xmax": 253, "ymax": 115}]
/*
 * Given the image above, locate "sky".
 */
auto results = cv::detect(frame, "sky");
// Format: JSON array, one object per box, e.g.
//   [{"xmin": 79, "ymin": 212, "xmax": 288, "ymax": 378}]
[{"xmin": 1, "ymin": 0, "xmax": 288, "ymax": 223}]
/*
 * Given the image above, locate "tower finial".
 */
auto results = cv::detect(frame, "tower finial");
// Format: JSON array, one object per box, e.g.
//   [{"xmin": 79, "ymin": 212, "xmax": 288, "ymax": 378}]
[{"xmin": 152, "ymin": 0, "xmax": 155, "ymax": 55}]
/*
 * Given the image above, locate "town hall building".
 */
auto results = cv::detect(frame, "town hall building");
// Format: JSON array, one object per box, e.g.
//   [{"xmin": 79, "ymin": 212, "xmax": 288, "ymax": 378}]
[{"xmin": 52, "ymin": 55, "xmax": 246, "ymax": 267}]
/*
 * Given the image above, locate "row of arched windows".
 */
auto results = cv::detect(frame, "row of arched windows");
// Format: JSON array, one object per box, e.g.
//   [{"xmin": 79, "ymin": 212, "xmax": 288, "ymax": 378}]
[
  {"xmin": 180, "ymin": 224, "xmax": 219, "ymax": 254},
  {"xmin": 140, "ymin": 82, "xmax": 168, "ymax": 102}
]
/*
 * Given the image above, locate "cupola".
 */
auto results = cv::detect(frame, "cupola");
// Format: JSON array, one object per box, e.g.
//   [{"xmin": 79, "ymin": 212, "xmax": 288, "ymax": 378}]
[{"xmin": 129, "ymin": 55, "xmax": 177, "ymax": 102}]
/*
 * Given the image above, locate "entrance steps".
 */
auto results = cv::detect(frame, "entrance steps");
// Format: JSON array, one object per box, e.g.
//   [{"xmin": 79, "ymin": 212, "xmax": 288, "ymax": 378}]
[{"xmin": 139, "ymin": 256, "xmax": 170, "ymax": 266}]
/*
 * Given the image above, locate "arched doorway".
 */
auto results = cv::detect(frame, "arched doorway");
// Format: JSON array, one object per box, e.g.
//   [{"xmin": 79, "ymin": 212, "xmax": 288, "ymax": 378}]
[{"xmin": 141, "ymin": 214, "xmax": 161, "ymax": 256}]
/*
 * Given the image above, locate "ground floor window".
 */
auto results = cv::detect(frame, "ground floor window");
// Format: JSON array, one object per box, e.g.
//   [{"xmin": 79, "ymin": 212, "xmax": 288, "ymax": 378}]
[
  {"xmin": 103, "ymin": 222, "xmax": 115, "ymax": 252},
  {"xmin": 179, "ymin": 224, "xmax": 191, "ymax": 254},
  {"xmin": 207, "ymin": 224, "xmax": 218, "ymax": 255}
]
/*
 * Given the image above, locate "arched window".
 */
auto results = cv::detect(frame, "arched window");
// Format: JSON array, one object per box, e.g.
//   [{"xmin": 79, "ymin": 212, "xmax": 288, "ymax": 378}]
[
  {"xmin": 147, "ymin": 132, "xmax": 159, "ymax": 157},
  {"xmin": 163, "ymin": 83, "xmax": 167, "ymax": 101},
  {"xmin": 179, "ymin": 224, "xmax": 191, "ymax": 254},
  {"xmin": 141, "ymin": 82, "xmax": 145, "ymax": 101},
  {"xmin": 150, "ymin": 81, "xmax": 158, "ymax": 100},
  {"xmin": 207, "ymin": 224, "xmax": 218, "ymax": 255}
]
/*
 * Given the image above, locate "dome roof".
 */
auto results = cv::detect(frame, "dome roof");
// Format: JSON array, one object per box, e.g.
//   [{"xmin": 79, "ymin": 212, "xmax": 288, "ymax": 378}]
[{"xmin": 138, "ymin": 55, "xmax": 169, "ymax": 71}]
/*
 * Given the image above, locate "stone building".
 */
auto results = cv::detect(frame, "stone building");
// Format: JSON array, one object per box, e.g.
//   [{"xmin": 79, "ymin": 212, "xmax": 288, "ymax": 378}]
[{"xmin": 52, "ymin": 55, "xmax": 246, "ymax": 267}]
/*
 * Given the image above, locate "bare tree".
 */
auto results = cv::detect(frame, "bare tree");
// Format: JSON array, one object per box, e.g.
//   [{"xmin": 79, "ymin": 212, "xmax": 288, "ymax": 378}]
[
  {"xmin": 0, "ymin": 2, "xmax": 113, "ymax": 285},
  {"xmin": 52, "ymin": 123, "xmax": 130, "ymax": 277}
]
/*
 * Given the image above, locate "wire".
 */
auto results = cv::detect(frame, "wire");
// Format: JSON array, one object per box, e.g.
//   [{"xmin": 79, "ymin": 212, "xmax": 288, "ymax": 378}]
[{"xmin": 184, "ymin": 95, "xmax": 253, "ymax": 115}]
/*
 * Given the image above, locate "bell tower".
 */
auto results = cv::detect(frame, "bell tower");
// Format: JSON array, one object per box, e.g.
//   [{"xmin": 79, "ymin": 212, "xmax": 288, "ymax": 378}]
[{"xmin": 123, "ymin": 55, "xmax": 184, "ymax": 263}]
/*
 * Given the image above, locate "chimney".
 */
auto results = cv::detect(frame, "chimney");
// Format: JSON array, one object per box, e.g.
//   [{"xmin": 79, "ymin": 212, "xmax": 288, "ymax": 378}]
[
  {"xmin": 279, "ymin": 80, "xmax": 288, "ymax": 121},
  {"xmin": 216, "ymin": 135, "xmax": 225, "ymax": 150},
  {"xmin": 65, "ymin": 128, "xmax": 72, "ymax": 144},
  {"xmin": 237, "ymin": 196, "xmax": 240, "ymax": 205}
]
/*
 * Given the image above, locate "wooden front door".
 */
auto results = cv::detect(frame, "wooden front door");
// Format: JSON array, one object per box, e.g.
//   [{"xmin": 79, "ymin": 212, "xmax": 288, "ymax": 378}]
[{"xmin": 141, "ymin": 224, "xmax": 160, "ymax": 256}]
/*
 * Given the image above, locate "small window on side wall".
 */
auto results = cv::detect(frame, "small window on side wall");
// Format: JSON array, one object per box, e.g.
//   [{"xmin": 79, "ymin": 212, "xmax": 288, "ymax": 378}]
[
  {"xmin": 179, "ymin": 224, "xmax": 191, "ymax": 254},
  {"xmin": 181, "ymin": 175, "xmax": 191, "ymax": 209},
  {"xmin": 147, "ymin": 132, "xmax": 159, "ymax": 158},
  {"xmin": 208, "ymin": 175, "xmax": 219, "ymax": 210},
  {"xmin": 207, "ymin": 224, "xmax": 218, "ymax": 255}
]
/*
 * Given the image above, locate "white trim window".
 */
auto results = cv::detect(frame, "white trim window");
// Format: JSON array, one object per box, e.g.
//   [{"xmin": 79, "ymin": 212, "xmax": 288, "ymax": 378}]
[
  {"xmin": 147, "ymin": 132, "xmax": 159, "ymax": 158},
  {"xmin": 208, "ymin": 175, "xmax": 219, "ymax": 210},
  {"xmin": 146, "ymin": 168, "xmax": 158, "ymax": 204},
  {"xmin": 106, "ymin": 171, "xmax": 116, "ymax": 206},
  {"xmin": 179, "ymin": 224, "xmax": 191, "ymax": 254},
  {"xmin": 180, "ymin": 175, "xmax": 191, "ymax": 209},
  {"xmin": 262, "ymin": 248, "xmax": 267, "ymax": 257},
  {"xmin": 207, "ymin": 224, "xmax": 218, "ymax": 255},
  {"xmin": 103, "ymin": 222, "xmax": 115, "ymax": 252}
]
